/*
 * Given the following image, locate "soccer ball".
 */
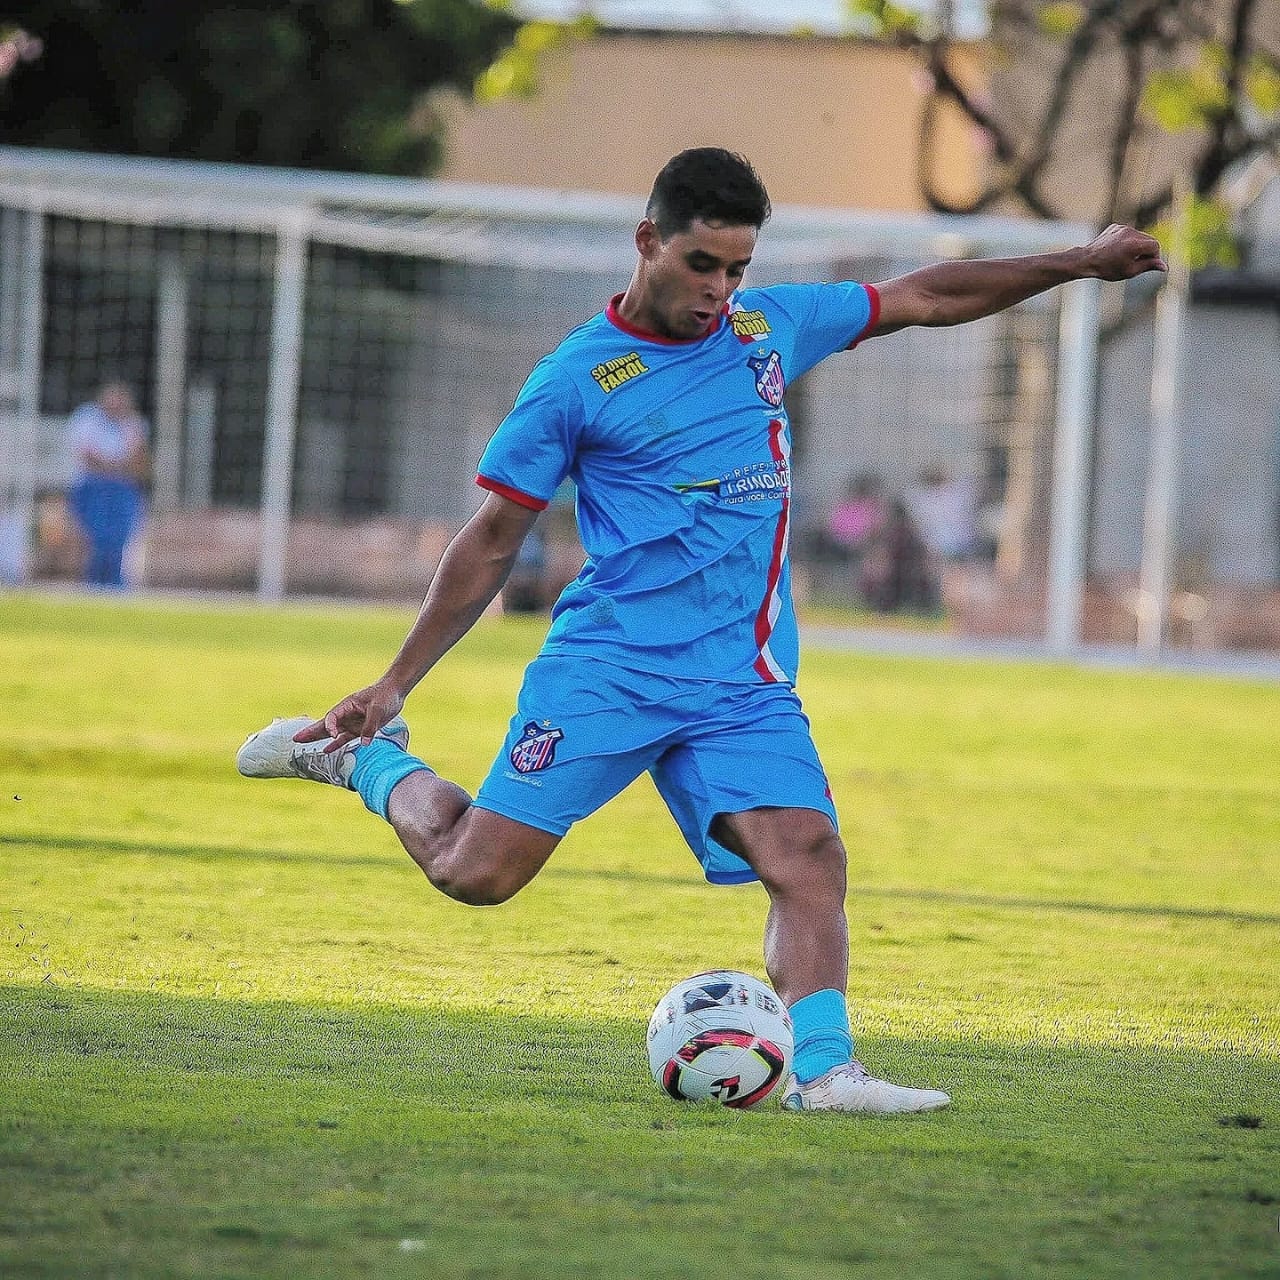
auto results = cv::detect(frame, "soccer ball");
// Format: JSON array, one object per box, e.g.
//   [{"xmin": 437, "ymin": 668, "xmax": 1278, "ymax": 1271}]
[{"xmin": 646, "ymin": 970, "xmax": 794, "ymax": 1109}]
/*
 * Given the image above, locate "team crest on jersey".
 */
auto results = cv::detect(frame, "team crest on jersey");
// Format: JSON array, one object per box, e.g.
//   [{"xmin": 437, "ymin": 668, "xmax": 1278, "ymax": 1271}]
[
  {"xmin": 510, "ymin": 721, "xmax": 565, "ymax": 774},
  {"xmin": 747, "ymin": 351, "xmax": 785, "ymax": 406},
  {"xmin": 730, "ymin": 308, "xmax": 771, "ymax": 344},
  {"xmin": 591, "ymin": 352, "xmax": 648, "ymax": 393}
]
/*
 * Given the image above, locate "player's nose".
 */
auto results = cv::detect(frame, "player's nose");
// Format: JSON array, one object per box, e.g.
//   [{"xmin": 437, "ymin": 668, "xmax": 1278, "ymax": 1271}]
[{"xmin": 704, "ymin": 272, "xmax": 730, "ymax": 300}]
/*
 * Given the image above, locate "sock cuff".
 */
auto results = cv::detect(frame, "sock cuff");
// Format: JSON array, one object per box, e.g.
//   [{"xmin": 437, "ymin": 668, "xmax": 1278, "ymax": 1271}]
[
  {"xmin": 349, "ymin": 738, "xmax": 433, "ymax": 821},
  {"xmin": 789, "ymin": 988, "xmax": 851, "ymax": 1039},
  {"xmin": 789, "ymin": 988, "xmax": 854, "ymax": 1085}
]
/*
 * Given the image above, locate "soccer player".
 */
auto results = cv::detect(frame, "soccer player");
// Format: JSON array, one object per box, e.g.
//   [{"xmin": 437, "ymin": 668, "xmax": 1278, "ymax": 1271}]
[{"xmin": 239, "ymin": 148, "xmax": 1166, "ymax": 1113}]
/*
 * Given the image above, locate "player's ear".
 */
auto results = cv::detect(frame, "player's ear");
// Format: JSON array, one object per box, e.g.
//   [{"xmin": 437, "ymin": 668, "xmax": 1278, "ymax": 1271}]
[{"xmin": 635, "ymin": 218, "xmax": 662, "ymax": 260}]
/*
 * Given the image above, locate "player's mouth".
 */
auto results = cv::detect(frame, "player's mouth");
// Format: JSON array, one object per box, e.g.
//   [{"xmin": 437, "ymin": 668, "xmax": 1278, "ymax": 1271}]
[{"xmin": 691, "ymin": 307, "xmax": 716, "ymax": 331}]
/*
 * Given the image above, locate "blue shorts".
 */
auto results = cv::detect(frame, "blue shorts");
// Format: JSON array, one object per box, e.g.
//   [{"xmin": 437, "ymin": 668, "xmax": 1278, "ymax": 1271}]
[{"xmin": 474, "ymin": 655, "xmax": 838, "ymax": 885}]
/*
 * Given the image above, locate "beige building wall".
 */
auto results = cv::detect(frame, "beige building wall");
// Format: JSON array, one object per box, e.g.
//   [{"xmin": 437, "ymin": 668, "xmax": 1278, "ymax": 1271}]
[{"xmin": 433, "ymin": 31, "xmax": 986, "ymax": 211}]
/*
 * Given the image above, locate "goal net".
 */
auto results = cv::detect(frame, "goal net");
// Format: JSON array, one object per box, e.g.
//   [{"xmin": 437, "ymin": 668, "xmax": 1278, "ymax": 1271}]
[{"xmin": 0, "ymin": 146, "xmax": 1119, "ymax": 646}]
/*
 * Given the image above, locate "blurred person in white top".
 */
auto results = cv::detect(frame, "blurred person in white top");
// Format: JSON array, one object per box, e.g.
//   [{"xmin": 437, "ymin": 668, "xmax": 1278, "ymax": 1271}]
[
  {"xmin": 904, "ymin": 464, "xmax": 980, "ymax": 561},
  {"xmin": 66, "ymin": 380, "xmax": 150, "ymax": 587}
]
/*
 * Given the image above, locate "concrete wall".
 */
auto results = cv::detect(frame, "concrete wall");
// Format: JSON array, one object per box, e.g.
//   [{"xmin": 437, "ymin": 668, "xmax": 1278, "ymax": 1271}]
[
  {"xmin": 433, "ymin": 31, "xmax": 986, "ymax": 212},
  {"xmin": 1094, "ymin": 304, "xmax": 1280, "ymax": 584}
]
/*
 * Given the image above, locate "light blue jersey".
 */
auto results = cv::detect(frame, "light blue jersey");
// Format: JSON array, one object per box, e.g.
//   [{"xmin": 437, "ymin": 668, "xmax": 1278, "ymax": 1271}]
[{"xmin": 477, "ymin": 282, "xmax": 879, "ymax": 685}]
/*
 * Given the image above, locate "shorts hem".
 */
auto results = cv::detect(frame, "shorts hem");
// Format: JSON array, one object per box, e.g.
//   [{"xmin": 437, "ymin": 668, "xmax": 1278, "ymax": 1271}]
[
  {"xmin": 697, "ymin": 800, "xmax": 838, "ymax": 888},
  {"xmin": 703, "ymin": 867, "xmax": 761, "ymax": 886},
  {"xmin": 471, "ymin": 796, "xmax": 570, "ymax": 838}
]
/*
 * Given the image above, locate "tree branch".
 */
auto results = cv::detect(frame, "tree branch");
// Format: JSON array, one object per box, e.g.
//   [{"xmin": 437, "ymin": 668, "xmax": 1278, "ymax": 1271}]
[
  {"xmin": 1133, "ymin": 116, "xmax": 1280, "ymax": 226},
  {"xmin": 1017, "ymin": 0, "xmax": 1127, "ymax": 191},
  {"xmin": 923, "ymin": 41, "xmax": 1021, "ymax": 164},
  {"xmin": 1195, "ymin": 0, "xmax": 1260, "ymax": 196},
  {"xmin": 1106, "ymin": 15, "xmax": 1152, "ymax": 224},
  {"xmin": 916, "ymin": 90, "xmax": 1004, "ymax": 214}
]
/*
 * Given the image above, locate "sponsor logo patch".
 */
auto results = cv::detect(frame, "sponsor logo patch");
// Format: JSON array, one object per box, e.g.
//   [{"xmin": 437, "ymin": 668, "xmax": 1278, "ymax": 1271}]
[
  {"xmin": 509, "ymin": 721, "xmax": 565, "ymax": 774},
  {"xmin": 673, "ymin": 457, "xmax": 790, "ymax": 505},
  {"xmin": 730, "ymin": 308, "xmax": 771, "ymax": 343},
  {"xmin": 590, "ymin": 351, "xmax": 648, "ymax": 393}
]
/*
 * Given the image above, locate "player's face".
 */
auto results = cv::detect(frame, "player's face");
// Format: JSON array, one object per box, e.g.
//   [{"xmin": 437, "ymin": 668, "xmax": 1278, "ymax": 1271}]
[{"xmin": 635, "ymin": 218, "xmax": 757, "ymax": 340}]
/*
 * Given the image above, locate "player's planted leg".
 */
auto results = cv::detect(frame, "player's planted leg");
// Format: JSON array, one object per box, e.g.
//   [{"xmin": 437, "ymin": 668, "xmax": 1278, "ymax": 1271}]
[{"xmin": 718, "ymin": 806, "xmax": 951, "ymax": 1115}]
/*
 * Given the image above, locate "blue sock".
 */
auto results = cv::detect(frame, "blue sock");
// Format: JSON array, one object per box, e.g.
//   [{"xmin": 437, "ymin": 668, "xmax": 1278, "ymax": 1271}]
[
  {"xmin": 348, "ymin": 738, "xmax": 434, "ymax": 820},
  {"xmin": 789, "ymin": 989, "xmax": 854, "ymax": 1084}
]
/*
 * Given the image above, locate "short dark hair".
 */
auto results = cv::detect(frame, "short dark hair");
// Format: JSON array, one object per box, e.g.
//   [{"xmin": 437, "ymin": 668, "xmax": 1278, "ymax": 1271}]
[{"xmin": 645, "ymin": 148, "xmax": 771, "ymax": 238}]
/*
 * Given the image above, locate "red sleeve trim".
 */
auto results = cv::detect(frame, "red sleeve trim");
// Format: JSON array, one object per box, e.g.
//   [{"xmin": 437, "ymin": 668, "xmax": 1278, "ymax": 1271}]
[
  {"xmin": 475, "ymin": 474, "xmax": 549, "ymax": 511},
  {"xmin": 848, "ymin": 283, "xmax": 881, "ymax": 349}
]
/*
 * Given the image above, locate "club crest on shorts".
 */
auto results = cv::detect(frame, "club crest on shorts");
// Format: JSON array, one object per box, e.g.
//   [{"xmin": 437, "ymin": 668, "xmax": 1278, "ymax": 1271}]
[
  {"xmin": 510, "ymin": 721, "xmax": 565, "ymax": 774},
  {"xmin": 747, "ymin": 350, "xmax": 785, "ymax": 406}
]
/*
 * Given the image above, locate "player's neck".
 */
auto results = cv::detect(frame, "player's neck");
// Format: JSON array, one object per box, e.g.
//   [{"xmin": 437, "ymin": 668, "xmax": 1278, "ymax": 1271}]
[
  {"xmin": 609, "ymin": 287, "xmax": 722, "ymax": 345},
  {"xmin": 612, "ymin": 281, "xmax": 662, "ymax": 336}
]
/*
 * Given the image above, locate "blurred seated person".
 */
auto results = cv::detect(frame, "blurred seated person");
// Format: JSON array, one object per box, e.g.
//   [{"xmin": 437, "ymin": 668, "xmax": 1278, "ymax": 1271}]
[
  {"xmin": 66, "ymin": 379, "xmax": 150, "ymax": 588},
  {"xmin": 828, "ymin": 471, "xmax": 887, "ymax": 559},
  {"xmin": 858, "ymin": 498, "xmax": 938, "ymax": 614},
  {"xmin": 904, "ymin": 464, "xmax": 980, "ymax": 562},
  {"xmin": 800, "ymin": 472, "xmax": 887, "ymax": 602}
]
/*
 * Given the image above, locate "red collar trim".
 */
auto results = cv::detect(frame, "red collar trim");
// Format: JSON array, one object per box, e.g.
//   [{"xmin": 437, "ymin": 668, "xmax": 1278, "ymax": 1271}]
[{"xmin": 605, "ymin": 294, "xmax": 726, "ymax": 345}]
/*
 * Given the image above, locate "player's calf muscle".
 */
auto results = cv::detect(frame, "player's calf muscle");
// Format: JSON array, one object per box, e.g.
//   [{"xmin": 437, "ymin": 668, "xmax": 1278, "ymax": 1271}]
[{"xmin": 392, "ymin": 796, "xmax": 555, "ymax": 907}]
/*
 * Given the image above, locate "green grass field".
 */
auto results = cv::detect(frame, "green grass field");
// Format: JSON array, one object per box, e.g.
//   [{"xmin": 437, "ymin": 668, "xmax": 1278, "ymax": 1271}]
[{"xmin": 2, "ymin": 591, "xmax": 1278, "ymax": 1280}]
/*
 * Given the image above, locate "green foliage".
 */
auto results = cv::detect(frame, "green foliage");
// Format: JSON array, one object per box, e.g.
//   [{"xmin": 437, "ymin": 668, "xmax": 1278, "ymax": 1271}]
[
  {"xmin": 1142, "ymin": 45, "xmax": 1233, "ymax": 134},
  {"xmin": 0, "ymin": 593, "xmax": 1277, "ymax": 1278},
  {"xmin": 0, "ymin": 0, "xmax": 517, "ymax": 175},
  {"xmin": 1149, "ymin": 193, "xmax": 1241, "ymax": 270},
  {"xmin": 475, "ymin": 13, "xmax": 598, "ymax": 102},
  {"xmin": 845, "ymin": 0, "xmax": 924, "ymax": 38},
  {"xmin": 1245, "ymin": 53, "xmax": 1280, "ymax": 116},
  {"xmin": 1034, "ymin": 2, "xmax": 1085, "ymax": 39}
]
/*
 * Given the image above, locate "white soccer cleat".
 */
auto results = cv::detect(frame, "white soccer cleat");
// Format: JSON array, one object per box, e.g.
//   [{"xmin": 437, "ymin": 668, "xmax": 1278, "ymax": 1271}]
[
  {"xmin": 236, "ymin": 714, "xmax": 409, "ymax": 788},
  {"xmin": 780, "ymin": 1060, "xmax": 951, "ymax": 1115}
]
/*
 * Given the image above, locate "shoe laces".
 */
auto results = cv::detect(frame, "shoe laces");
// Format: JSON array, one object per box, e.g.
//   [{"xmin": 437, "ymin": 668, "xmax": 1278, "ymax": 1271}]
[{"xmin": 289, "ymin": 738, "xmax": 352, "ymax": 786}]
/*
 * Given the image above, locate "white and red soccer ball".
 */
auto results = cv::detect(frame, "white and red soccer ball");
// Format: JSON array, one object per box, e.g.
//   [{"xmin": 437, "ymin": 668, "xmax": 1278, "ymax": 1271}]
[{"xmin": 647, "ymin": 970, "xmax": 794, "ymax": 1109}]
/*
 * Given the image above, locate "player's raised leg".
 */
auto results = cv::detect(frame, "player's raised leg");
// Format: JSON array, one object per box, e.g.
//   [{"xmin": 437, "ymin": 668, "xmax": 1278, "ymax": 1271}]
[
  {"xmin": 714, "ymin": 806, "xmax": 950, "ymax": 1115},
  {"xmin": 237, "ymin": 715, "xmax": 560, "ymax": 905}
]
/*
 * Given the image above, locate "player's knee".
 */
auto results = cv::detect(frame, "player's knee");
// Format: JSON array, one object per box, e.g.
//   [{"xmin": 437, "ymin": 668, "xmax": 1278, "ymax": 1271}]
[
  {"xmin": 430, "ymin": 863, "xmax": 515, "ymax": 907},
  {"xmin": 427, "ymin": 846, "xmax": 524, "ymax": 907},
  {"xmin": 804, "ymin": 827, "xmax": 847, "ymax": 883},
  {"xmin": 767, "ymin": 825, "xmax": 847, "ymax": 899}
]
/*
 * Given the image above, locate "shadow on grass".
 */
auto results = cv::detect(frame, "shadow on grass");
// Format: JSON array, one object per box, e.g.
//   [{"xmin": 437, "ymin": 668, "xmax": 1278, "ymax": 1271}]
[
  {"xmin": 2, "ymin": 984, "xmax": 1277, "ymax": 1280},
  {"xmin": 2, "ymin": 832, "xmax": 393, "ymax": 873},
  {"xmin": 7, "ymin": 832, "xmax": 1279, "ymax": 927},
  {"xmin": 3, "ymin": 982, "xmax": 1277, "ymax": 1122}
]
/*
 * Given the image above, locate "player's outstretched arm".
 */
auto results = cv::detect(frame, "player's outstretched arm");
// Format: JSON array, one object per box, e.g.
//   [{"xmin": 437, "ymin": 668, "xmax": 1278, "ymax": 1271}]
[
  {"xmin": 295, "ymin": 491, "xmax": 539, "ymax": 751},
  {"xmin": 869, "ymin": 223, "xmax": 1167, "ymax": 337}
]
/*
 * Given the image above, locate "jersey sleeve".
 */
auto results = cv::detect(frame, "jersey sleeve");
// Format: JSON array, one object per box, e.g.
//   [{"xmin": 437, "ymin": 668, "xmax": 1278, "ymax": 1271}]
[
  {"xmin": 476, "ymin": 355, "xmax": 583, "ymax": 511},
  {"xmin": 765, "ymin": 281, "xmax": 880, "ymax": 378}
]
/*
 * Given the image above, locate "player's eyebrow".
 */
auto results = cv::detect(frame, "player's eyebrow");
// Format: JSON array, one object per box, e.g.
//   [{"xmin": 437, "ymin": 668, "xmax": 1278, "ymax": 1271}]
[{"xmin": 685, "ymin": 249, "xmax": 753, "ymax": 270}]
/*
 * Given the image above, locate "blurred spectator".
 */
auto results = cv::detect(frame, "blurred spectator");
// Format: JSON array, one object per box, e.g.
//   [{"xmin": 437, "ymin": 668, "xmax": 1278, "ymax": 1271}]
[
  {"xmin": 501, "ymin": 520, "xmax": 550, "ymax": 614},
  {"xmin": 858, "ymin": 498, "xmax": 938, "ymax": 614},
  {"xmin": 66, "ymin": 380, "xmax": 150, "ymax": 588},
  {"xmin": 904, "ymin": 465, "xmax": 980, "ymax": 562},
  {"xmin": 828, "ymin": 471, "xmax": 887, "ymax": 556},
  {"xmin": 797, "ymin": 472, "xmax": 888, "ymax": 603}
]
